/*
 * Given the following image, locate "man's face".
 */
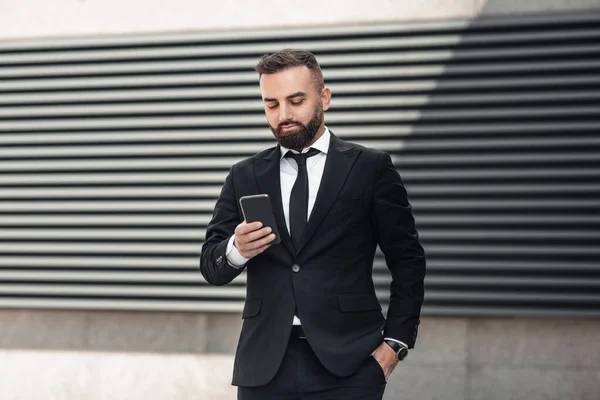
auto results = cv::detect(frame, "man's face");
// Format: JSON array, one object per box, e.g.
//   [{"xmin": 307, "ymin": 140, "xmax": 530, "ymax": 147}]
[{"xmin": 259, "ymin": 66, "xmax": 331, "ymax": 151}]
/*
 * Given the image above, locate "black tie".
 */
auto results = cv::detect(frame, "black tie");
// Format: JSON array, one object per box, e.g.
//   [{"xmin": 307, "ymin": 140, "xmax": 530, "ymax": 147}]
[{"xmin": 285, "ymin": 148, "xmax": 320, "ymax": 252}]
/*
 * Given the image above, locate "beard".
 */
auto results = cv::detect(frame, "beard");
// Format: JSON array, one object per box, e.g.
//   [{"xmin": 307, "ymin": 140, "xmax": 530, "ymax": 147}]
[{"xmin": 269, "ymin": 106, "xmax": 323, "ymax": 151}]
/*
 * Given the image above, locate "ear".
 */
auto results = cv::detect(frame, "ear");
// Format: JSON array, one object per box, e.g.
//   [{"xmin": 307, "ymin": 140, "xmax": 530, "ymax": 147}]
[{"xmin": 320, "ymin": 87, "xmax": 332, "ymax": 111}]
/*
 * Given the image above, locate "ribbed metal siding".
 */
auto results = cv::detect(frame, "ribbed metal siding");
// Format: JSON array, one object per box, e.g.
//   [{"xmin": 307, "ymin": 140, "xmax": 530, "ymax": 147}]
[{"xmin": 1, "ymin": 12, "xmax": 599, "ymax": 316}]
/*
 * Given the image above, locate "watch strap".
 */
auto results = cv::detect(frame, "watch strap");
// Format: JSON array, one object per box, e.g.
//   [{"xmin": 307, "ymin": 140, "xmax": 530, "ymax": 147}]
[
  {"xmin": 384, "ymin": 339, "xmax": 409, "ymax": 361},
  {"xmin": 383, "ymin": 339, "xmax": 403, "ymax": 353}
]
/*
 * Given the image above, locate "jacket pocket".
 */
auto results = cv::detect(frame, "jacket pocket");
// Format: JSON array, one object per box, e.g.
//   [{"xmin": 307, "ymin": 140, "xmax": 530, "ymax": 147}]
[
  {"xmin": 338, "ymin": 293, "xmax": 382, "ymax": 313},
  {"xmin": 242, "ymin": 299, "xmax": 262, "ymax": 319}
]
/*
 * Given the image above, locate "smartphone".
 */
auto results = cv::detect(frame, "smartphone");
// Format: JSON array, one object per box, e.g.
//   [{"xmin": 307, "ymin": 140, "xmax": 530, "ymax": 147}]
[{"xmin": 239, "ymin": 194, "xmax": 281, "ymax": 245}]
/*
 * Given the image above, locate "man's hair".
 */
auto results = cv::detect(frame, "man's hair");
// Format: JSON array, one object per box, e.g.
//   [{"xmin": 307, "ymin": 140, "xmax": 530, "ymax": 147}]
[{"xmin": 255, "ymin": 49, "xmax": 324, "ymax": 92}]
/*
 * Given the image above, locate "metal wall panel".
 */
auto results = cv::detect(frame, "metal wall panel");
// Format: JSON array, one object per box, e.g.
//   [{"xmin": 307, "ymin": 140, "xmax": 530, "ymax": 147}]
[{"xmin": 1, "ymin": 12, "xmax": 599, "ymax": 317}]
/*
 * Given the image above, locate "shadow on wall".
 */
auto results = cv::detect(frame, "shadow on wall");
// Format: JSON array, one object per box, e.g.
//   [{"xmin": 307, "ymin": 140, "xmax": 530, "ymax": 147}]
[
  {"xmin": 476, "ymin": 0, "xmax": 600, "ymax": 15},
  {"xmin": 397, "ymin": 10, "xmax": 600, "ymax": 318}
]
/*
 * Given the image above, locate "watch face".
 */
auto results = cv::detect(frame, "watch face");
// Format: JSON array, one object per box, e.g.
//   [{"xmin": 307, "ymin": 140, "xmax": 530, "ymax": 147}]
[{"xmin": 397, "ymin": 347, "xmax": 409, "ymax": 361}]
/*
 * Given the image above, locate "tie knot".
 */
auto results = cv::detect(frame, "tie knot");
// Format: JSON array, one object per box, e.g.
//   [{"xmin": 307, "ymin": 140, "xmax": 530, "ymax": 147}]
[{"xmin": 285, "ymin": 148, "xmax": 320, "ymax": 167}]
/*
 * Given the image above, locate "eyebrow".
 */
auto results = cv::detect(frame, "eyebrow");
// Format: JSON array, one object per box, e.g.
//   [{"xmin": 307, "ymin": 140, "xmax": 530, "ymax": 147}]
[{"xmin": 263, "ymin": 91, "xmax": 307, "ymax": 102}]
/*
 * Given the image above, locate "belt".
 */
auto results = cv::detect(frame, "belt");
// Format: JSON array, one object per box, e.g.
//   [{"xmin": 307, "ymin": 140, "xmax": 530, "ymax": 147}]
[{"xmin": 291, "ymin": 325, "xmax": 306, "ymax": 339}]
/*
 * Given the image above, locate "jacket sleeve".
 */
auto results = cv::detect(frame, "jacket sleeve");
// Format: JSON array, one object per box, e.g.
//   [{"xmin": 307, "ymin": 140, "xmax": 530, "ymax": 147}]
[
  {"xmin": 373, "ymin": 152, "xmax": 426, "ymax": 348},
  {"xmin": 200, "ymin": 165, "xmax": 246, "ymax": 286}
]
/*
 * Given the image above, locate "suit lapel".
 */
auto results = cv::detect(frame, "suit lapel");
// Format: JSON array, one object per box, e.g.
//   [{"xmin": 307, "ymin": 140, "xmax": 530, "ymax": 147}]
[
  {"xmin": 297, "ymin": 133, "xmax": 361, "ymax": 254},
  {"xmin": 254, "ymin": 146, "xmax": 295, "ymax": 255}
]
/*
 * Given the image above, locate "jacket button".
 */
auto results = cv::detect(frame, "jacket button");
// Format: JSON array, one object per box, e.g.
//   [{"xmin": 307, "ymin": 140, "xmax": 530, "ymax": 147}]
[{"xmin": 292, "ymin": 264, "xmax": 300, "ymax": 273}]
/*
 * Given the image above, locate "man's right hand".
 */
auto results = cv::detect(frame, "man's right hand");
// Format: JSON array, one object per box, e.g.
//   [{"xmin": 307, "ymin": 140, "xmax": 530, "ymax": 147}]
[{"xmin": 234, "ymin": 221, "xmax": 276, "ymax": 259}]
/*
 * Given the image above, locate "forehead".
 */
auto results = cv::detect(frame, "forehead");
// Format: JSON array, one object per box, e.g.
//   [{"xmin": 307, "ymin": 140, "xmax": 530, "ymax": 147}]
[{"xmin": 259, "ymin": 66, "xmax": 314, "ymax": 99}]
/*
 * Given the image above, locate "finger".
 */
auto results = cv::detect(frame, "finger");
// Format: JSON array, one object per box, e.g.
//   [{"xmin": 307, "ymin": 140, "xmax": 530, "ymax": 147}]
[
  {"xmin": 236, "ymin": 226, "xmax": 272, "ymax": 245},
  {"xmin": 257, "ymin": 233, "xmax": 277, "ymax": 247},
  {"xmin": 235, "ymin": 227, "xmax": 271, "ymax": 248},
  {"xmin": 244, "ymin": 226, "xmax": 273, "ymax": 243},
  {"xmin": 244, "ymin": 233, "xmax": 276, "ymax": 251},
  {"xmin": 236, "ymin": 221, "xmax": 263, "ymax": 235}
]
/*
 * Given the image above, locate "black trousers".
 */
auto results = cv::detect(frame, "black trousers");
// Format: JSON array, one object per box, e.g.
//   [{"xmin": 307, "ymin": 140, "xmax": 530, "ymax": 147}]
[{"xmin": 237, "ymin": 334, "xmax": 387, "ymax": 400}]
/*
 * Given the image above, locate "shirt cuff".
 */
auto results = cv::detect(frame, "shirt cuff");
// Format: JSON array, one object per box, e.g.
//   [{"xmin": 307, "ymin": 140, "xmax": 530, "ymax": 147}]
[
  {"xmin": 226, "ymin": 235, "xmax": 250, "ymax": 268},
  {"xmin": 383, "ymin": 337, "xmax": 409, "ymax": 349}
]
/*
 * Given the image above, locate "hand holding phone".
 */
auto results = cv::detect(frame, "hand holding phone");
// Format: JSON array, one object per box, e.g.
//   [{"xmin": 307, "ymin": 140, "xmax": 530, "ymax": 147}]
[{"xmin": 235, "ymin": 195, "xmax": 280, "ymax": 258}]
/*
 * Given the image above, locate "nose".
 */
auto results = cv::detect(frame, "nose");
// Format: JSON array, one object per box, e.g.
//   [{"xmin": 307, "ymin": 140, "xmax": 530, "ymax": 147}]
[{"xmin": 278, "ymin": 104, "xmax": 292, "ymax": 123}]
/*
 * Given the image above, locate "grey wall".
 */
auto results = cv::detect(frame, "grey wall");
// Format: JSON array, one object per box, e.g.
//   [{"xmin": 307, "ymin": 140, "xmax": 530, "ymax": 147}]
[
  {"xmin": 2, "ymin": 9, "xmax": 600, "ymax": 318},
  {"xmin": 1, "ymin": 310, "xmax": 599, "ymax": 400}
]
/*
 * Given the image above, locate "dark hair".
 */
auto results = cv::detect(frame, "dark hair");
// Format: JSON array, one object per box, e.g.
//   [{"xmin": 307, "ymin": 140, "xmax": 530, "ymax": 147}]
[{"xmin": 255, "ymin": 48, "xmax": 324, "ymax": 91}]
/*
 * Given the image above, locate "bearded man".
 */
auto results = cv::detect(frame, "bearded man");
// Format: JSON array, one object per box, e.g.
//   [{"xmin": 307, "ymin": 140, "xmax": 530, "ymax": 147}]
[{"xmin": 200, "ymin": 48, "xmax": 426, "ymax": 400}]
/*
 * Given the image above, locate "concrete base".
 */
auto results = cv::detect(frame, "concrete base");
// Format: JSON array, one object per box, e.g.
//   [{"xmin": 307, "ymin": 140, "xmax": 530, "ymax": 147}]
[
  {"xmin": 1, "ymin": 310, "xmax": 599, "ymax": 400},
  {"xmin": 0, "ymin": 350, "xmax": 236, "ymax": 400}
]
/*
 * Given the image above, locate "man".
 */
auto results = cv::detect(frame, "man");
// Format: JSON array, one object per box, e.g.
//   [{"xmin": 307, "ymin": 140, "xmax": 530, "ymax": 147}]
[{"xmin": 200, "ymin": 49, "xmax": 425, "ymax": 399}]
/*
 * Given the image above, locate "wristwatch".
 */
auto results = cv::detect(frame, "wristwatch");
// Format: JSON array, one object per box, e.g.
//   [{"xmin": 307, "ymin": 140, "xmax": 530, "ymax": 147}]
[{"xmin": 384, "ymin": 340, "xmax": 408, "ymax": 361}]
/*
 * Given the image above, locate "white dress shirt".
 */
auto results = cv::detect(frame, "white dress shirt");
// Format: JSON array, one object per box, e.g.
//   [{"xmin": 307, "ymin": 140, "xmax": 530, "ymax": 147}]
[{"xmin": 225, "ymin": 127, "xmax": 407, "ymax": 348}]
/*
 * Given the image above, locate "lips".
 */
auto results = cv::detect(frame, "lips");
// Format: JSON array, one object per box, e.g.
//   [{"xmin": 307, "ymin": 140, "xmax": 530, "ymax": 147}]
[{"xmin": 277, "ymin": 123, "xmax": 300, "ymax": 134}]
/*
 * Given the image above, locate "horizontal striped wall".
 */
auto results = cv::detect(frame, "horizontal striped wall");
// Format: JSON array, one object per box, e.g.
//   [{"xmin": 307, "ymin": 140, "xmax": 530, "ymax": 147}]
[{"xmin": 0, "ymin": 12, "xmax": 599, "ymax": 317}]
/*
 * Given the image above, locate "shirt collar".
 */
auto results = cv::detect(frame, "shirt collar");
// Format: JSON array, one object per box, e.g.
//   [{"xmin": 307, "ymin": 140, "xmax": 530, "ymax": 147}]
[{"xmin": 279, "ymin": 127, "xmax": 331, "ymax": 160}]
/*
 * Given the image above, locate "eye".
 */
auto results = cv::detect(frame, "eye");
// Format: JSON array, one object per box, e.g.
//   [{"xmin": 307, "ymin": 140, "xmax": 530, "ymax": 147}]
[
  {"xmin": 291, "ymin": 100, "xmax": 304, "ymax": 106},
  {"xmin": 267, "ymin": 104, "xmax": 279, "ymax": 110}
]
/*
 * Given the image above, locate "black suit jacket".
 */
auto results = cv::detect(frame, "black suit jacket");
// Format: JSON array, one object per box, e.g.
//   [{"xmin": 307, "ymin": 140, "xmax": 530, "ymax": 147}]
[{"xmin": 200, "ymin": 133, "xmax": 425, "ymax": 387}]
